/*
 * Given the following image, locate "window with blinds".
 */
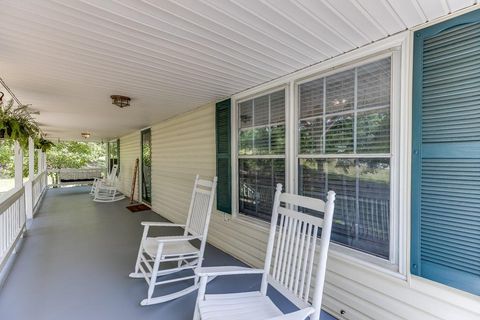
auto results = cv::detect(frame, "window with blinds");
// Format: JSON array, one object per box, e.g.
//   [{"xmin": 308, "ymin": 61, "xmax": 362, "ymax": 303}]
[
  {"xmin": 298, "ymin": 57, "xmax": 392, "ymax": 259},
  {"xmin": 238, "ymin": 90, "xmax": 285, "ymax": 220}
]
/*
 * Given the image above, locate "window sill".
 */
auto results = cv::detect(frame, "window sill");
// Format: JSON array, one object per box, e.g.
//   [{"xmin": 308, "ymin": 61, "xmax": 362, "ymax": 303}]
[
  {"xmin": 232, "ymin": 213, "xmax": 271, "ymax": 232},
  {"xmin": 329, "ymin": 243, "xmax": 406, "ymax": 281},
  {"xmin": 232, "ymin": 211, "xmax": 406, "ymax": 281}
]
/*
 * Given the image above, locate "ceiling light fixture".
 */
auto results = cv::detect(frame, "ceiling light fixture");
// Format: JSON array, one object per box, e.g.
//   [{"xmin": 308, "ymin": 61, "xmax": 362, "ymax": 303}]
[
  {"xmin": 110, "ymin": 95, "xmax": 131, "ymax": 108},
  {"xmin": 81, "ymin": 132, "xmax": 91, "ymax": 139}
]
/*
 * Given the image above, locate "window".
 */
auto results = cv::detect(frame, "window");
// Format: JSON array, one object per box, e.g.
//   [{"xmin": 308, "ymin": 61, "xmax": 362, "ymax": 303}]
[
  {"xmin": 298, "ymin": 57, "xmax": 392, "ymax": 259},
  {"xmin": 238, "ymin": 90, "xmax": 286, "ymax": 220},
  {"xmin": 232, "ymin": 53, "xmax": 399, "ymax": 267},
  {"xmin": 108, "ymin": 139, "xmax": 120, "ymax": 175}
]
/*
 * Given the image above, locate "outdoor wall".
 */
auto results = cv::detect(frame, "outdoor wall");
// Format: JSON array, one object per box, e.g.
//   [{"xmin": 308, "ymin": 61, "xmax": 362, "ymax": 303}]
[
  {"xmin": 118, "ymin": 131, "xmax": 139, "ymax": 201},
  {"xmin": 119, "ymin": 102, "xmax": 479, "ymax": 320}
]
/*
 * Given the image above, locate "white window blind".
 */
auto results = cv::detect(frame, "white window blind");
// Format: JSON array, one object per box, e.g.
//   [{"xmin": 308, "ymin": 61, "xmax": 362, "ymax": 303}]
[
  {"xmin": 238, "ymin": 90, "xmax": 285, "ymax": 220},
  {"xmin": 298, "ymin": 57, "xmax": 392, "ymax": 259}
]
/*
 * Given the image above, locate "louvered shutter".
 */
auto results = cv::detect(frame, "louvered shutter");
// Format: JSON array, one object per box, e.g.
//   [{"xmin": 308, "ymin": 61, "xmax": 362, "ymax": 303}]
[
  {"xmin": 216, "ymin": 99, "xmax": 232, "ymax": 213},
  {"xmin": 411, "ymin": 10, "xmax": 480, "ymax": 296}
]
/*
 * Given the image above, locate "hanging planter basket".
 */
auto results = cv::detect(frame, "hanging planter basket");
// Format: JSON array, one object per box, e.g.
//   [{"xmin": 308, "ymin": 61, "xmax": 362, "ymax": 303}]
[{"xmin": 0, "ymin": 99, "xmax": 42, "ymax": 147}]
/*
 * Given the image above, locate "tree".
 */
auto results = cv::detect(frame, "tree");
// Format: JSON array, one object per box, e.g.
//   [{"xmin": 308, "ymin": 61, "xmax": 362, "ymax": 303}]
[
  {"xmin": 0, "ymin": 140, "xmax": 106, "ymax": 179},
  {"xmin": 46, "ymin": 141, "xmax": 106, "ymax": 185},
  {"xmin": 0, "ymin": 139, "xmax": 14, "ymax": 179},
  {"xmin": 47, "ymin": 141, "xmax": 105, "ymax": 169}
]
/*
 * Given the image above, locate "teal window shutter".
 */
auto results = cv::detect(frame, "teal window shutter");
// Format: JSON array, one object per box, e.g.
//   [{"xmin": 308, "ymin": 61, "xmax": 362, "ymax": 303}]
[
  {"xmin": 412, "ymin": 9, "xmax": 480, "ymax": 296},
  {"xmin": 216, "ymin": 99, "xmax": 232, "ymax": 213}
]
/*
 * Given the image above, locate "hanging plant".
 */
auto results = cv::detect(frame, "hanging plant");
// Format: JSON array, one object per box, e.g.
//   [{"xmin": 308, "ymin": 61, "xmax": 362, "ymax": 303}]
[
  {"xmin": 0, "ymin": 99, "xmax": 40, "ymax": 148},
  {"xmin": 35, "ymin": 137, "xmax": 55, "ymax": 152}
]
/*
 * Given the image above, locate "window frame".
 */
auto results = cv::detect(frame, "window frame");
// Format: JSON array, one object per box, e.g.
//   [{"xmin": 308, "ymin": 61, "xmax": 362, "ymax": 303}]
[
  {"xmin": 107, "ymin": 138, "xmax": 120, "ymax": 176},
  {"xmin": 230, "ymin": 32, "xmax": 409, "ymax": 277},
  {"xmin": 234, "ymin": 85, "xmax": 290, "ymax": 221},
  {"xmin": 294, "ymin": 52, "xmax": 400, "ymax": 270}
]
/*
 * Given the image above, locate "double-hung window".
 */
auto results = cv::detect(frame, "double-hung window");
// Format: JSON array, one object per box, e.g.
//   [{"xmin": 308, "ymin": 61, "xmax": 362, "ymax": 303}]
[
  {"xmin": 237, "ymin": 89, "xmax": 286, "ymax": 221},
  {"xmin": 233, "ymin": 53, "xmax": 398, "ymax": 266},
  {"xmin": 297, "ymin": 57, "xmax": 392, "ymax": 259}
]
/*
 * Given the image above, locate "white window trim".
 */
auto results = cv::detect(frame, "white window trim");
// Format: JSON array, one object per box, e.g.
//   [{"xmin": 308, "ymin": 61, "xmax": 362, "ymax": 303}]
[{"xmin": 231, "ymin": 31, "xmax": 411, "ymax": 278}]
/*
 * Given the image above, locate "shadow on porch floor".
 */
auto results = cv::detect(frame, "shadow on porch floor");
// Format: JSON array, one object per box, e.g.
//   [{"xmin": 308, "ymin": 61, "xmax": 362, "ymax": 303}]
[{"xmin": 0, "ymin": 187, "xmax": 336, "ymax": 320}]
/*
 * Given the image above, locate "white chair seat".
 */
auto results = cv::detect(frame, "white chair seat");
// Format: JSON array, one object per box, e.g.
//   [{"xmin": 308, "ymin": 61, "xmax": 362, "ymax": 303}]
[
  {"xmin": 143, "ymin": 237, "xmax": 200, "ymax": 258},
  {"xmin": 199, "ymin": 292, "xmax": 283, "ymax": 320}
]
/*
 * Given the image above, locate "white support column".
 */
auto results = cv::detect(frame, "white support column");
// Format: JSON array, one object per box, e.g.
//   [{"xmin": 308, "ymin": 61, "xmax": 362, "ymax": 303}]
[
  {"xmin": 25, "ymin": 138, "xmax": 35, "ymax": 219},
  {"xmin": 37, "ymin": 149, "xmax": 42, "ymax": 175},
  {"xmin": 43, "ymin": 151, "xmax": 48, "ymax": 186},
  {"xmin": 14, "ymin": 141, "xmax": 23, "ymax": 189},
  {"xmin": 29, "ymin": 138, "xmax": 35, "ymax": 180}
]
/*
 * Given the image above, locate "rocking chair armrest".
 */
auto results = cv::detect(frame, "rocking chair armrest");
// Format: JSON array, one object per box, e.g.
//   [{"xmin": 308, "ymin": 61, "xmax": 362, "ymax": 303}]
[
  {"xmin": 156, "ymin": 235, "xmax": 202, "ymax": 243},
  {"xmin": 266, "ymin": 308, "xmax": 315, "ymax": 320},
  {"xmin": 195, "ymin": 266, "xmax": 265, "ymax": 277},
  {"xmin": 141, "ymin": 222, "xmax": 186, "ymax": 227}
]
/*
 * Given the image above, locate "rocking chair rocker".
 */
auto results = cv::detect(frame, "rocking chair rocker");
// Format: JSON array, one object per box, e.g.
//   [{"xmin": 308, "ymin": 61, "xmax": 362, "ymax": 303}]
[
  {"xmin": 129, "ymin": 174, "xmax": 217, "ymax": 306},
  {"xmin": 90, "ymin": 164, "xmax": 117, "ymax": 195},
  {"xmin": 193, "ymin": 184, "xmax": 335, "ymax": 320}
]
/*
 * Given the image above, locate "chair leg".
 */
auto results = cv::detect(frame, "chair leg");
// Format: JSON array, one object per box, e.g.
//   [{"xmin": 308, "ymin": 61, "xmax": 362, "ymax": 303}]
[
  {"xmin": 145, "ymin": 243, "xmax": 164, "ymax": 304},
  {"xmin": 193, "ymin": 276, "xmax": 208, "ymax": 320},
  {"xmin": 129, "ymin": 225, "xmax": 149, "ymax": 278}
]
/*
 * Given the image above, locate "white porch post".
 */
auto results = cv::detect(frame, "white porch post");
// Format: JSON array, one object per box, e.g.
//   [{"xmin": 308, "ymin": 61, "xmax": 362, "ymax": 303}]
[
  {"xmin": 42, "ymin": 151, "xmax": 48, "ymax": 186},
  {"xmin": 14, "ymin": 141, "xmax": 23, "ymax": 189},
  {"xmin": 37, "ymin": 149, "xmax": 42, "ymax": 175},
  {"xmin": 25, "ymin": 137, "xmax": 35, "ymax": 219}
]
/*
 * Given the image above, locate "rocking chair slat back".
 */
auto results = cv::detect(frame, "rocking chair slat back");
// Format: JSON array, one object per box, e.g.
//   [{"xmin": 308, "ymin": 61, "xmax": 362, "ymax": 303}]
[
  {"xmin": 108, "ymin": 164, "xmax": 118, "ymax": 182},
  {"xmin": 185, "ymin": 175, "xmax": 217, "ymax": 238},
  {"xmin": 261, "ymin": 184, "xmax": 335, "ymax": 319}
]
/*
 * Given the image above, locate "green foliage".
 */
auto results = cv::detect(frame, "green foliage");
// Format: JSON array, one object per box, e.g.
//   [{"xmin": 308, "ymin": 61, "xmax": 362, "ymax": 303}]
[
  {"xmin": 0, "ymin": 100, "xmax": 41, "ymax": 149},
  {"xmin": 0, "ymin": 139, "xmax": 14, "ymax": 178},
  {"xmin": 35, "ymin": 137, "xmax": 55, "ymax": 152},
  {"xmin": 0, "ymin": 140, "xmax": 106, "ymax": 179},
  {"xmin": 47, "ymin": 141, "xmax": 106, "ymax": 170}
]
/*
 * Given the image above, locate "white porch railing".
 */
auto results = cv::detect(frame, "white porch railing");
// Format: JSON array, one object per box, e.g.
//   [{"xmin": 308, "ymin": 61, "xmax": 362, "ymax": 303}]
[
  {"xmin": 32, "ymin": 171, "xmax": 47, "ymax": 211},
  {"xmin": 0, "ymin": 187, "xmax": 26, "ymax": 270}
]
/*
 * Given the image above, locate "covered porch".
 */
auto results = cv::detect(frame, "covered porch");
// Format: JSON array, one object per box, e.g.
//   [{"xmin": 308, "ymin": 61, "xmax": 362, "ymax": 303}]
[
  {"xmin": 0, "ymin": 186, "xmax": 335, "ymax": 320},
  {"xmin": 1, "ymin": 1, "xmax": 480, "ymax": 320}
]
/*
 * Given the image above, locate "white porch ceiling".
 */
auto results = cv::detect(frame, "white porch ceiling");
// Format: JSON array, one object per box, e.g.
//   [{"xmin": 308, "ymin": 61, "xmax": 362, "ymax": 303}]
[{"xmin": 0, "ymin": 0, "xmax": 477, "ymax": 141}]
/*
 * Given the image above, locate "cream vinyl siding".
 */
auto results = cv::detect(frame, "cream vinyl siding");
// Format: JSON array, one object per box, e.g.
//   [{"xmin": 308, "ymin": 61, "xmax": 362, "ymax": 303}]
[
  {"xmin": 118, "ymin": 131, "xmax": 139, "ymax": 201},
  {"xmin": 119, "ymin": 102, "xmax": 479, "ymax": 320}
]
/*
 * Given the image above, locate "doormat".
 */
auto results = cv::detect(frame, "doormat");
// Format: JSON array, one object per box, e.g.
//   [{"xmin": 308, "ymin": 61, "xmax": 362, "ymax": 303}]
[{"xmin": 126, "ymin": 204, "xmax": 150, "ymax": 212}]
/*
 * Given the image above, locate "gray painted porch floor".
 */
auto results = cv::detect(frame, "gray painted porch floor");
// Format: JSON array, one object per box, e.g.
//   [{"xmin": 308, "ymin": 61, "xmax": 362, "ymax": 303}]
[{"xmin": 0, "ymin": 187, "xmax": 336, "ymax": 320}]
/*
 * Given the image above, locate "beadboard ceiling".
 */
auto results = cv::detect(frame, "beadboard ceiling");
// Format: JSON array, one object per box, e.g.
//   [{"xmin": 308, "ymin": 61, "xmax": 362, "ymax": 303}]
[{"xmin": 0, "ymin": 0, "xmax": 477, "ymax": 141}]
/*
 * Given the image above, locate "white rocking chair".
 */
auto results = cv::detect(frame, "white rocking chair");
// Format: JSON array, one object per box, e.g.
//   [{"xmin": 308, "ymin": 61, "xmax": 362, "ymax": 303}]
[
  {"xmin": 90, "ymin": 164, "xmax": 118, "ymax": 195},
  {"xmin": 93, "ymin": 171, "xmax": 125, "ymax": 202},
  {"xmin": 129, "ymin": 175, "xmax": 217, "ymax": 306},
  {"xmin": 193, "ymin": 184, "xmax": 335, "ymax": 320}
]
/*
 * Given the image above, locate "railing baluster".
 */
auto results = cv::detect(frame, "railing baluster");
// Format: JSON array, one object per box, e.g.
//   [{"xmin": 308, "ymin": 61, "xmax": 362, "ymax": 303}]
[{"xmin": 0, "ymin": 183, "xmax": 38, "ymax": 271}]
